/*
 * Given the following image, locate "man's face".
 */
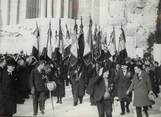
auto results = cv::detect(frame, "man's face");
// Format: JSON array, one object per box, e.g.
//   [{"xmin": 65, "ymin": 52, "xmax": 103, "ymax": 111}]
[
  {"xmin": 103, "ymin": 70, "xmax": 109, "ymax": 78},
  {"xmin": 40, "ymin": 63, "xmax": 45, "ymax": 70},
  {"xmin": 0, "ymin": 60, "xmax": 6, "ymax": 68},
  {"xmin": 134, "ymin": 66, "xmax": 140, "ymax": 74},
  {"xmin": 7, "ymin": 65, "xmax": 15, "ymax": 72},
  {"xmin": 121, "ymin": 65, "xmax": 127, "ymax": 72}
]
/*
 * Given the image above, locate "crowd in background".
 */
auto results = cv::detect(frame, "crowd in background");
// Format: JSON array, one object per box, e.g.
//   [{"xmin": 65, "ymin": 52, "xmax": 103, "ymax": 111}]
[{"xmin": 0, "ymin": 50, "xmax": 161, "ymax": 117}]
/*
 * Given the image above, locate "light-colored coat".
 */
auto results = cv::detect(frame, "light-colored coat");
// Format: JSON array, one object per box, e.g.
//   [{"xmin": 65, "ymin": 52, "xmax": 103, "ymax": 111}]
[{"xmin": 128, "ymin": 71, "xmax": 154, "ymax": 107}]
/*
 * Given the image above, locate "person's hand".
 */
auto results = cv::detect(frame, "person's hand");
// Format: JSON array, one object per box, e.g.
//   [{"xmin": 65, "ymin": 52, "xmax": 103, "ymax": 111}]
[
  {"xmin": 126, "ymin": 90, "xmax": 129, "ymax": 95},
  {"xmin": 99, "ymin": 68, "xmax": 103, "ymax": 76},
  {"xmin": 31, "ymin": 88, "xmax": 35, "ymax": 95}
]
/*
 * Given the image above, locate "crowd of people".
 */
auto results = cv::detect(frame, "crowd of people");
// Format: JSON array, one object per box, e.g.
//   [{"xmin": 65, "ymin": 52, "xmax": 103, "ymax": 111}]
[{"xmin": 0, "ymin": 50, "xmax": 161, "ymax": 117}]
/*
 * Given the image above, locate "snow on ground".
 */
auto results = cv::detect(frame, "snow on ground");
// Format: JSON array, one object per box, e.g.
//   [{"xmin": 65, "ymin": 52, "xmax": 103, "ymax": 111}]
[{"xmin": 14, "ymin": 85, "xmax": 161, "ymax": 117}]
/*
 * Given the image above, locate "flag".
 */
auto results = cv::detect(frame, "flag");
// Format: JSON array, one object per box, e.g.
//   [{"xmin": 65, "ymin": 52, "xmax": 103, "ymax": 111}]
[
  {"xmin": 33, "ymin": 22, "xmax": 40, "ymax": 57},
  {"xmin": 84, "ymin": 17, "xmax": 93, "ymax": 64},
  {"xmin": 69, "ymin": 19, "xmax": 79, "ymax": 65},
  {"xmin": 94, "ymin": 29, "xmax": 102, "ymax": 59},
  {"xmin": 65, "ymin": 24, "xmax": 70, "ymax": 40},
  {"xmin": 94, "ymin": 24, "xmax": 98, "ymax": 42},
  {"xmin": 77, "ymin": 16, "xmax": 85, "ymax": 59},
  {"xmin": 39, "ymin": 47, "xmax": 50, "ymax": 61},
  {"xmin": 46, "ymin": 21, "xmax": 53, "ymax": 58},
  {"xmin": 108, "ymin": 26, "xmax": 116, "ymax": 56},
  {"xmin": 117, "ymin": 26, "xmax": 127, "ymax": 64},
  {"xmin": 58, "ymin": 19, "xmax": 64, "ymax": 55},
  {"xmin": 31, "ymin": 46, "xmax": 39, "ymax": 60}
]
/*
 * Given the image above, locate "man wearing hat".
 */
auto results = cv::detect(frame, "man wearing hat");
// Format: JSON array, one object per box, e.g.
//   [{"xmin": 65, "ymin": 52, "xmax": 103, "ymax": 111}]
[
  {"xmin": 0, "ymin": 57, "xmax": 17, "ymax": 117},
  {"xmin": 30, "ymin": 60, "xmax": 47, "ymax": 116},
  {"xmin": 115, "ymin": 63, "xmax": 132, "ymax": 115},
  {"xmin": 92, "ymin": 66, "xmax": 114, "ymax": 117}
]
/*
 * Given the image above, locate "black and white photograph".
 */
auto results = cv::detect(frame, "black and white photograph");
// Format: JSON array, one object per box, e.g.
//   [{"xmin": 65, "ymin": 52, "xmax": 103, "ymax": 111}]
[{"xmin": 0, "ymin": 0, "xmax": 161, "ymax": 117}]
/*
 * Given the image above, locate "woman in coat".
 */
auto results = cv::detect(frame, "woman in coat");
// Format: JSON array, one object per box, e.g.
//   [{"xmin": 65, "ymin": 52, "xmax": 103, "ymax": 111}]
[{"xmin": 127, "ymin": 64, "xmax": 154, "ymax": 117}]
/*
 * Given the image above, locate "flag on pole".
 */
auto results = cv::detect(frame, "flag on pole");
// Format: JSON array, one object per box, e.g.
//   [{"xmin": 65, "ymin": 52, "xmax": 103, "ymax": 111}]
[
  {"xmin": 65, "ymin": 24, "xmax": 70, "ymax": 40},
  {"xmin": 77, "ymin": 16, "xmax": 85, "ymax": 59},
  {"xmin": 46, "ymin": 21, "xmax": 53, "ymax": 58},
  {"xmin": 58, "ymin": 19, "xmax": 64, "ymax": 55},
  {"xmin": 117, "ymin": 25, "xmax": 127, "ymax": 64},
  {"xmin": 84, "ymin": 16, "xmax": 93, "ymax": 65},
  {"xmin": 32, "ymin": 22, "xmax": 40, "ymax": 59},
  {"xmin": 69, "ymin": 19, "xmax": 79, "ymax": 65},
  {"xmin": 108, "ymin": 26, "xmax": 117, "ymax": 56}
]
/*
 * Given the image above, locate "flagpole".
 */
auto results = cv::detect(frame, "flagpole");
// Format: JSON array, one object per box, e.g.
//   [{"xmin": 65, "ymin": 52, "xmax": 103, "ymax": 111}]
[
  {"xmin": 36, "ymin": 22, "xmax": 40, "ymax": 57},
  {"xmin": 46, "ymin": 21, "xmax": 51, "ymax": 50}
]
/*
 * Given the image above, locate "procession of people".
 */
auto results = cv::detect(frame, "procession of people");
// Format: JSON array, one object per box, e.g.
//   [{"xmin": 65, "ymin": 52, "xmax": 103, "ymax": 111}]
[{"xmin": 0, "ymin": 17, "xmax": 161, "ymax": 117}]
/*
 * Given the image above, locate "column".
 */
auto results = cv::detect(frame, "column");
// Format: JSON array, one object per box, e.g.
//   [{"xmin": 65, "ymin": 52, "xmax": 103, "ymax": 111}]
[
  {"xmin": 47, "ymin": 0, "xmax": 52, "ymax": 17},
  {"xmin": 10, "ymin": 0, "xmax": 18, "ymax": 25},
  {"xmin": 16, "ymin": 0, "xmax": 20, "ymax": 24},
  {"xmin": 55, "ymin": 0, "xmax": 61, "ymax": 18},
  {"xmin": 7, "ymin": 0, "xmax": 11, "ymax": 25},
  {"xmin": 0, "ymin": 0, "xmax": 7, "ymax": 25},
  {"xmin": 19, "ymin": 0, "xmax": 27, "ymax": 23},
  {"xmin": 0, "ymin": 0, "xmax": 2, "ymax": 26},
  {"xmin": 51, "ymin": 0, "xmax": 54, "ymax": 17},
  {"xmin": 68, "ymin": 0, "xmax": 72, "ymax": 18},
  {"xmin": 64, "ymin": 0, "xmax": 69, "ymax": 18}
]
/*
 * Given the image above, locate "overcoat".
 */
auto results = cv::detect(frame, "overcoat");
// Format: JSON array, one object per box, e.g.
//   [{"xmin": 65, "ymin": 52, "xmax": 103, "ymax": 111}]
[
  {"xmin": 0, "ymin": 68, "xmax": 17, "ymax": 115},
  {"xmin": 115, "ymin": 69, "xmax": 132, "ymax": 101},
  {"xmin": 53, "ymin": 67, "xmax": 65, "ymax": 97},
  {"xmin": 71, "ymin": 69, "xmax": 86, "ymax": 97},
  {"xmin": 92, "ymin": 75, "xmax": 114, "ymax": 102},
  {"xmin": 30, "ymin": 68, "xmax": 47, "ymax": 92},
  {"xmin": 128, "ymin": 71, "xmax": 154, "ymax": 107}
]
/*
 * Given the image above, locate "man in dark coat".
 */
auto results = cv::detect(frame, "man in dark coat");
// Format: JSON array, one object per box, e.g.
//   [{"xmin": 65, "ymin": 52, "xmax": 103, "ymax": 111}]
[
  {"xmin": 70, "ymin": 64, "xmax": 86, "ymax": 106},
  {"xmin": 0, "ymin": 57, "xmax": 17, "ymax": 117},
  {"xmin": 53, "ymin": 66, "xmax": 65, "ymax": 104},
  {"xmin": 115, "ymin": 64, "xmax": 132, "ymax": 115},
  {"xmin": 92, "ymin": 67, "xmax": 114, "ymax": 117},
  {"xmin": 86, "ymin": 62, "xmax": 98, "ymax": 105},
  {"xmin": 30, "ymin": 60, "xmax": 47, "ymax": 116}
]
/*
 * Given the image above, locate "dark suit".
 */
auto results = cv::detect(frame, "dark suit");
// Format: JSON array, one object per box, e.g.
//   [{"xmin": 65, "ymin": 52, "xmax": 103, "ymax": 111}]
[
  {"xmin": 115, "ymin": 69, "xmax": 132, "ymax": 114},
  {"xmin": 30, "ymin": 68, "xmax": 47, "ymax": 115},
  {"xmin": 92, "ymin": 74, "xmax": 114, "ymax": 117},
  {"xmin": 0, "ymin": 68, "xmax": 17, "ymax": 116}
]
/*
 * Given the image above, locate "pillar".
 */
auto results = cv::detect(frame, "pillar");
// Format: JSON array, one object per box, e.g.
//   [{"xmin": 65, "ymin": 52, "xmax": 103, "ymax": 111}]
[
  {"xmin": 55, "ymin": 0, "xmax": 61, "ymax": 18},
  {"xmin": 16, "ymin": 0, "xmax": 20, "ymax": 24},
  {"xmin": 40, "ymin": 0, "xmax": 46, "ymax": 17},
  {"xmin": 19, "ymin": 0, "xmax": 27, "ymax": 23},
  {"xmin": 10, "ymin": 0, "xmax": 18, "ymax": 25},
  {"xmin": 47, "ymin": 0, "xmax": 52, "ymax": 17},
  {"xmin": 64, "ymin": 0, "xmax": 69, "ymax": 18},
  {"xmin": 7, "ymin": 0, "xmax": 11, "ymax": 25}
]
